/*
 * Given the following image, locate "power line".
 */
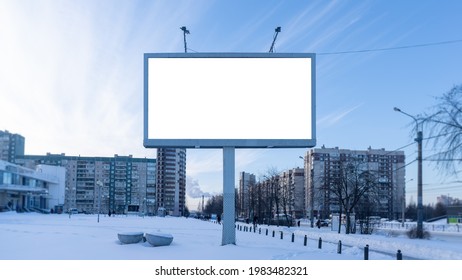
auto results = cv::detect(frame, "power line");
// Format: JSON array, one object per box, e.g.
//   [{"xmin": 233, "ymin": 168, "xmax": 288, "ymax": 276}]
[
  {"xmin": 317, "ymin": 39, "xmax": 462, "ymax": 56},
  {"xmin": 410, "ymin": 185, "xmax": 462, "ymax": 192},
  {"xmin": 389, "ymin": 142, "xmax": 415, "ymax": 153},
  {"xmin": 393, "ymin": 159, "xmax": 417, "ymax": 172}
]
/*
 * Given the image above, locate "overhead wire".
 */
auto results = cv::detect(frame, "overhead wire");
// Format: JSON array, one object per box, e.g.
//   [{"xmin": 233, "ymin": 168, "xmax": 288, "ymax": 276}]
[{"xmin": 317, "ymin": 39, "xmax": 462, "ymax": 56}]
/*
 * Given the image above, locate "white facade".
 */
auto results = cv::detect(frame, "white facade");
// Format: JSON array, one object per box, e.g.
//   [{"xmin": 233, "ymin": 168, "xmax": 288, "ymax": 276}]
[
  {"xmin": 279, "ymin": 168, "xmax": 305, "ymax": 218},
  {"xmin": 0, "ymin": 160, "xmax": 65, "ymax": 212},
  {"xmin": 36, "ymin": 165, "xmax": 66, "ymax": 209}
]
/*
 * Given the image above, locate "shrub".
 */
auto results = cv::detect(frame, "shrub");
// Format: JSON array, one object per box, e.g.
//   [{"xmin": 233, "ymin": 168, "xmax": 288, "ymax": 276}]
[{"xmin": 406, "ymin": 227, "xmax": 431, "ymax": 239}]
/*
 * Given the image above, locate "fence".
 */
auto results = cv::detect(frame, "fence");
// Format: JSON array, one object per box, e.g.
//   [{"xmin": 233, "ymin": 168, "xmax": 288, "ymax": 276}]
[
  {"xmin": 377, "ymin": 222, "xmax": 461, "ymax": 233},
  {"xmin": 234, "ymin": 223, "xmax": 404, "ymax": 260}
]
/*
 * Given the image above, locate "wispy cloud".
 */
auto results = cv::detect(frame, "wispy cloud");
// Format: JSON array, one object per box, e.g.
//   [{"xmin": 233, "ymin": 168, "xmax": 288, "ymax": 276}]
[
  {"xmin": 0, "ymin": 0, "xmax": 212, "ymax": 157},
  {"xmin": 317, "ymin": 103, "xmax": 363, "ymax": 127},
  {"xmin": 236, "ymin": 149, "xmax": 265, "ymax": 170}
]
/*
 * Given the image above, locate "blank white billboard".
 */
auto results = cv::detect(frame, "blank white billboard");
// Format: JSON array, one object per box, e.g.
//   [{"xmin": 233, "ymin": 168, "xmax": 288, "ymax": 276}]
[{"xmin": 143, "ymin": 53, "xmax": 316, "ymax": 148}]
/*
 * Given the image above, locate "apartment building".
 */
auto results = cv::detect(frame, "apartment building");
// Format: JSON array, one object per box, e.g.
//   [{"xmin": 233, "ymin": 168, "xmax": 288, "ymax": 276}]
[
  {"xmin": 16, "ymin": 153, "xmax": 156, "ymax": 214},
  {"xmin": 156, "ymin": 148, "xmax": 186, "ymax": 216},
  {"xmin": 238, "ymin": 168, "xmax": 305, "ymax": 222},
  {"xmin": 304, "ymin": 146, "xmax": 406, "ymax": 220},
  {"xmin": 0, "ymin": 130, "xmax": 25, "ymax": 163},
  {"xmin": 278, "ymin": 167, "xmax": 305, "ymax": 218},
  {"xmin": 238, "ymin": 171, "xmax": 256, "ymax": 218}
]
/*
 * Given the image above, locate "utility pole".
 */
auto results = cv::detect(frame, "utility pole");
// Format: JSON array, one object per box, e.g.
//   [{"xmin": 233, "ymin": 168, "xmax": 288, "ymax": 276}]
[
  {"xmin": 269, "ymin": 26, "xmax": 281, "ymax": 53},
  {"xmin": 394, "ymin": 107, "xmax": 424, "ymax": 238},
  {"xmin": 180, "ymin": 26, "xmax": 190, "ymax": 53},
  {"xmin": 416, "ymin": 129, "xmax": 423, "ymax": 237}
]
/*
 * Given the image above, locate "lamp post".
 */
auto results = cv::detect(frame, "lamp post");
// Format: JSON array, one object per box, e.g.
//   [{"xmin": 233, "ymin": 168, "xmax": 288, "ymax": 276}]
[
  {"xmin": 180, "ymin": 26, "xmax": 190, "ymax": 53},
  {"xmin": 394, "ymin": 107, "xmax": 423, "ymax": 238},
  {"xmin": 96, "ymin": 180, "xmax": 103, "ymax": 223}
]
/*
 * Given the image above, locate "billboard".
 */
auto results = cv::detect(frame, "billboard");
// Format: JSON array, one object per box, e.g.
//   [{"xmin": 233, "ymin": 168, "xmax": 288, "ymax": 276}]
[{"xmin": 143, "ymin": 53, "xmax": 315, "ymax": 148}]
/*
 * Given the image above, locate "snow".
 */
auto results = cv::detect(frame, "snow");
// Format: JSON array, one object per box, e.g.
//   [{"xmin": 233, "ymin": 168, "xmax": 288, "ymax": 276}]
[
  {"xmin": 0, "ymin": 212, "xmax": 461, "ymax": 278},
  {"xmin": 0, "ymin": 212, "xmax": 461, "ymax": 260}
]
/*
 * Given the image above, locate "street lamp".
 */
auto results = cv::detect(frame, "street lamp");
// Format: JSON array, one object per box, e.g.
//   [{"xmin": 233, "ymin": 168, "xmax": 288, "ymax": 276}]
[
  {"xmin": 96, "ymin": 180, "xmax": 103, "ymax": 223},
  {"xmin": 394, "ymin": 107, "xmax": 424, "ymax": 238}
]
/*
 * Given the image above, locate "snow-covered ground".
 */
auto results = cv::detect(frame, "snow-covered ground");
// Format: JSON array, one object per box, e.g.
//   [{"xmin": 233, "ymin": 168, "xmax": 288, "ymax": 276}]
[{"xmin": 0, "ymin": 212, "xmax": 461, "ymax": 260}]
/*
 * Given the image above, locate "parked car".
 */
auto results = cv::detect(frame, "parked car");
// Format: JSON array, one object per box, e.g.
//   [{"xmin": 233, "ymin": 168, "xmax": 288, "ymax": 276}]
[
  {"xmin": 316, "ymin": 219, "xmax": 330, "ymax": 227},
  {"xmin": 271, "ymin": 214, "xmax": 295, "ymax": 226}
]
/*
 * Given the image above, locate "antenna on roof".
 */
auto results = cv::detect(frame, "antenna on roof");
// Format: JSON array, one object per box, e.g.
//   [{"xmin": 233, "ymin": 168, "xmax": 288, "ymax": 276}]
[
  {"xmin": 180, "ymin": 26, "xmax": 190, "ymax": 53},
  {"xmin": 269, "ymin": 26, "xmax": 281, "ymax": 53}
]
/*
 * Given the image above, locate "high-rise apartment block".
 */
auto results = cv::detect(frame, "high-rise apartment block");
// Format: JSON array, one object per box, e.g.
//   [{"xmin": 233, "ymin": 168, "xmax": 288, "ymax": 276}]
[
  {"xmin": 156, "ymin": 148, "xmax": 186, "ymax": 216},
  {"xmin": 238, "ymin": 171, "xmax": 256, "ymax": 218},
  {"xmin": 304, "ymin": 146, "xmax": 406, "ymax": 220},
  {"xmin": 0, "ymin": 130, "xmax": 25, "ymax": 163}
]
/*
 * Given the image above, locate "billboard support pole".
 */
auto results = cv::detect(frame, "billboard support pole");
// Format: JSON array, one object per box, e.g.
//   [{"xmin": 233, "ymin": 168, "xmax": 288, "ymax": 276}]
[{"xmin": 222, "ymin": 146, "xmax": 236, "ymax": 245}]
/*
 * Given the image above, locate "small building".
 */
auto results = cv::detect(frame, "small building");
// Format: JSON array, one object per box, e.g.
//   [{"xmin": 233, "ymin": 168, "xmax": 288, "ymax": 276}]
[
  {"xmin": 0, "ymin": 160, "xmax": 65, "ymax": 213},
  {"xmin": 447, "ymin": 205, "xmax": 462, "ymax": 224}
]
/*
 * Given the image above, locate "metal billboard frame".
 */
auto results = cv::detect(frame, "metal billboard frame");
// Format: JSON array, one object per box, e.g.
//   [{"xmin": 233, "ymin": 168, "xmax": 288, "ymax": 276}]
[
  {"xmin": 143, "ymin": 52, "xmax": 316, "ymax": 245},
  {"xmin": 143, "ymin": 52, "xmax": 316, "ymax": 149}
]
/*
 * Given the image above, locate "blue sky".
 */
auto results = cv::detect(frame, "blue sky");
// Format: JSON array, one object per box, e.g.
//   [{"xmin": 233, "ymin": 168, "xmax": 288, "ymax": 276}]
[{"xmin": 1, "ymin": 0, "xmax": 461, "ymax": 210}]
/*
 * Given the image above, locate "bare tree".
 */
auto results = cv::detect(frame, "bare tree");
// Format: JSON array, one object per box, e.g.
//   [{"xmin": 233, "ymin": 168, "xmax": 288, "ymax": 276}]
[
  {"xmin": 260, "ymin": 168, "xmax": 280, "ymax": 226},
  {"xmin": 204, "ymin": 194, "xmax": 223, "ymax": 216},
  {"xmin": 422, "ymin": 84, "xmax": 462, "ymax": 173},
  {"xmin": 248, "ymin": 180, "xmax": 257, "ymax": 221},
  {"xmin": 355, "ymin": 188, "xmax": 381, "ymax": 234},
  {"xmin": 329, "ymin": 158, "xmax": 378, "ymax": 234},
  {"xmin": 279, "ymin": 175, "xmax": 291, "ymax": 226}
]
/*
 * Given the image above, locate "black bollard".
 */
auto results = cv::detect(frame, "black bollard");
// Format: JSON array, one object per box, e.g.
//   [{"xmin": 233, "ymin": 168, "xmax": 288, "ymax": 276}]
[
  {"xmin": 291, "ymin": 233, "xmax": 295, "ymax": 243},
  {"xmin": 259, "ymin": 228, "xmax": 261, "ymax": 234},
  {"xmin": 272, "ymin": 230, "xmax": 275, "ymax": 237},
  {"xmin": 337, "ymin": 240, "xmax": 342, "ymax": 254},
  {"xmin": 318, "ymin": 237, "xmax": 322, "ymax": 249},
  {"xmin": 397, "ymin": 250, "xmax": 402, "ymax": 260},
  {"xmin": 254, "ymin": 226, "xmax": 256, "ymax": 233},
  {"xmin": 266, "ymin": 228, "xmax": 268, "ymax": 236},
  {"xmin": 280, "ymin": 231, "xmax": 283, "ymax": 239},
  {"xmin": 304, "ymin": 235, "xmax": 307, "ymax": 246},
  {"xmin": 364, "ymin": 245, "xmax": 369, "ymax": 260}
]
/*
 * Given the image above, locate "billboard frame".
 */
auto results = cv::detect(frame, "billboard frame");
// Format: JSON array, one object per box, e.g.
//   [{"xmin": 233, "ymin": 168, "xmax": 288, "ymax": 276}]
[{"xmin": 143, "ymin": 52, "xmax": 316, "ymax": 149}]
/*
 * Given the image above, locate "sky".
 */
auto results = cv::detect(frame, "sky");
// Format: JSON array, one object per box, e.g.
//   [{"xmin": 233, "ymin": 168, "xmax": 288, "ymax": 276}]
[{"xmin": 1, "ymin": 0, "xmax": 462, "ymax": 210}]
